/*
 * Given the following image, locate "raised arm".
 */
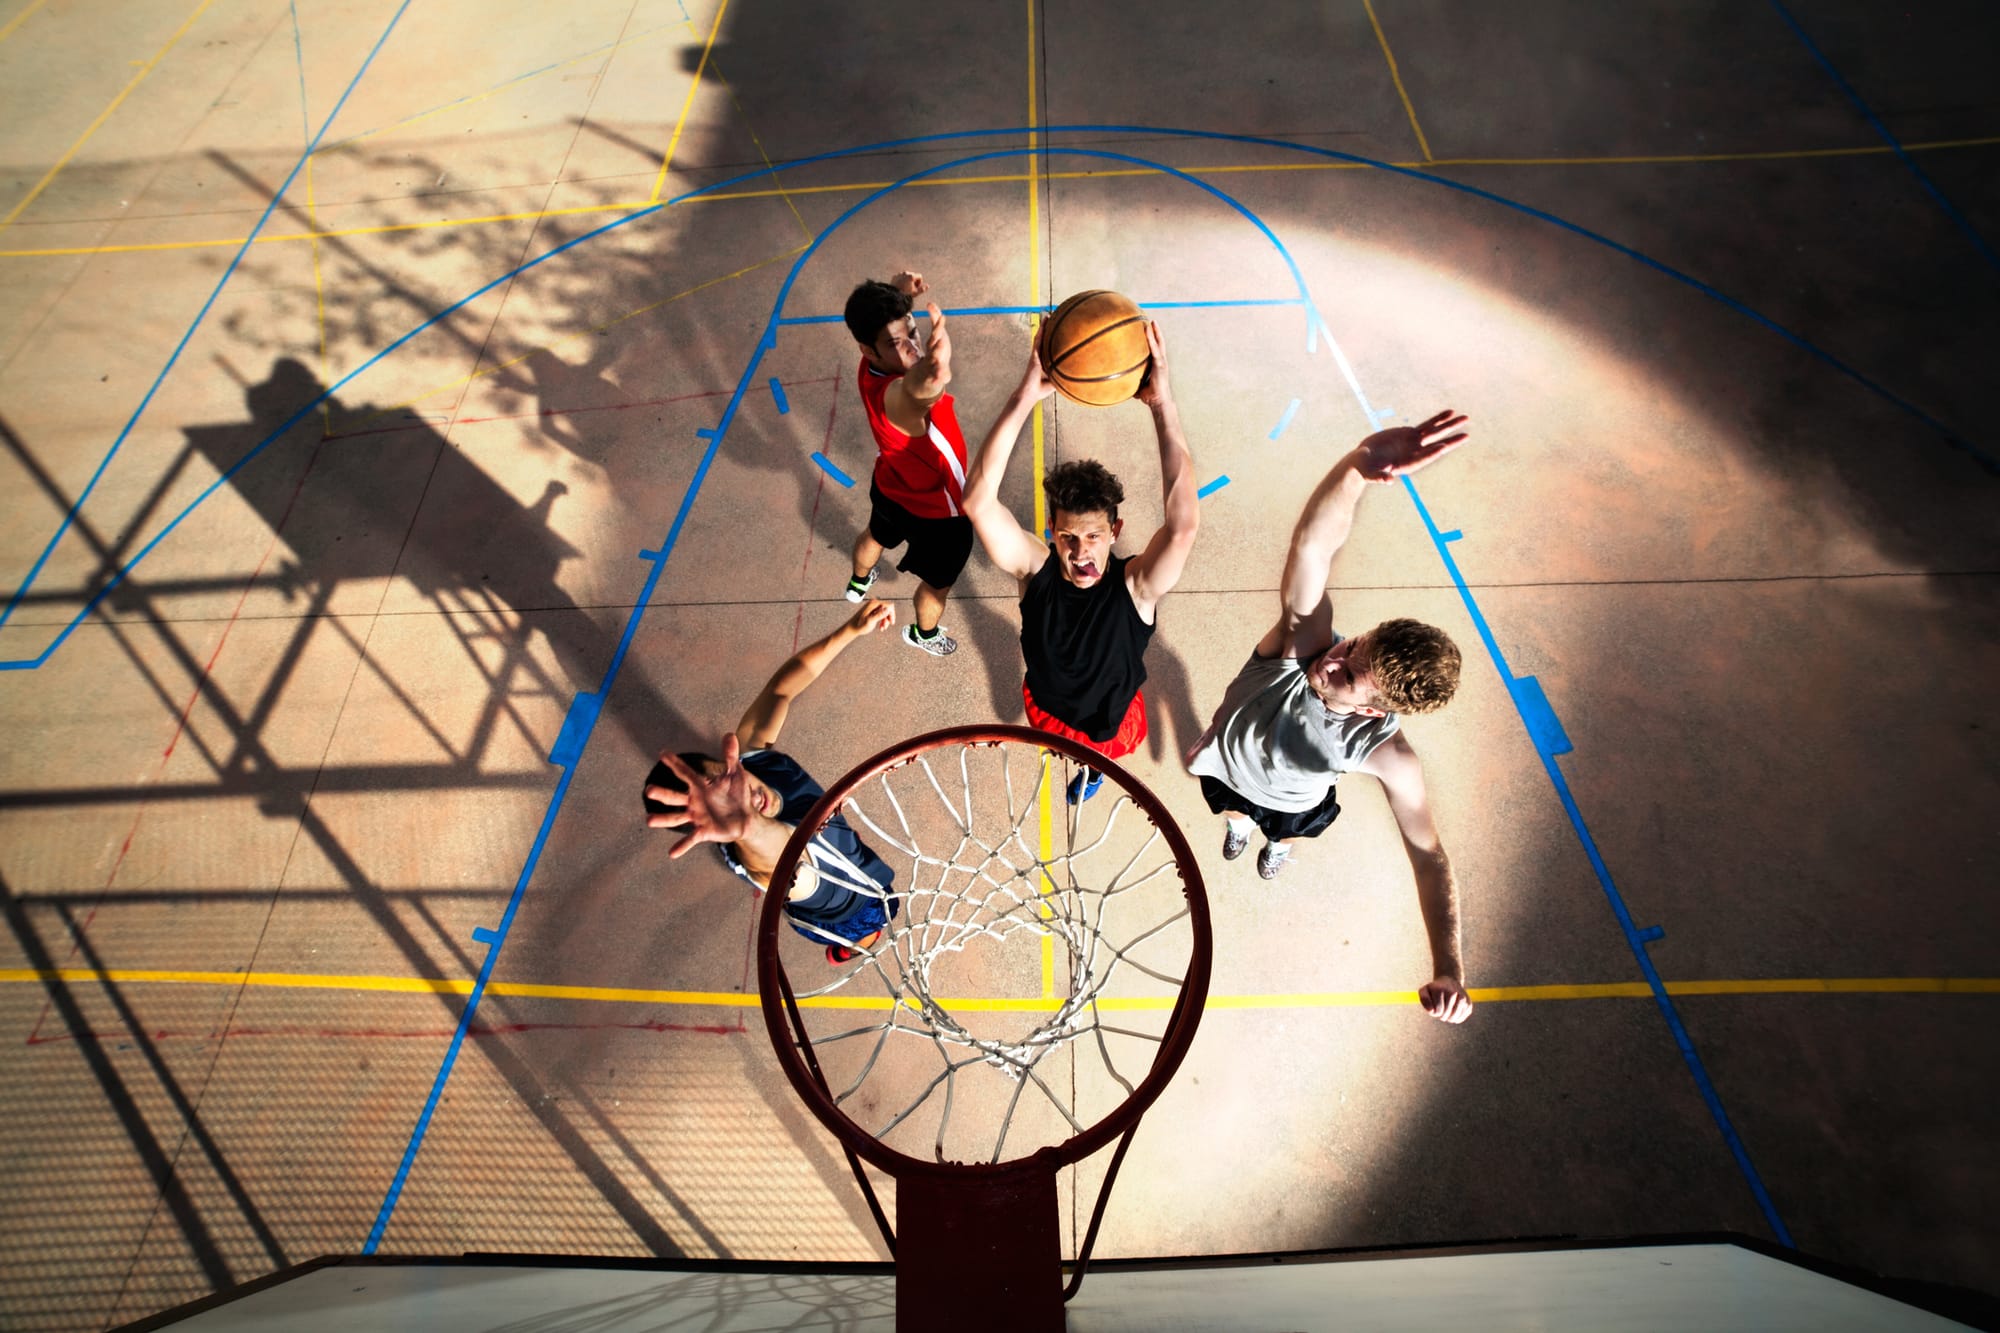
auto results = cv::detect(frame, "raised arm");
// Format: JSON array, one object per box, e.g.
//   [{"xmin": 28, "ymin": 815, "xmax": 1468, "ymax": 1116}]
[
  {"xmin": 1359, "ymin": 733, "xmax": 1471, "ymax": 1024},
  {"xmin": 1258, "ymin": 409, "xmax": 1469, "ymax": 660},
  {"xmin": 882, "ymin": 274, "xmax": 952, "ymax": 433},
  {"xmin": 1125, "ymin": 322, "xmax": 1199, "ymax": 614},
  {"xmin": 735, "ymin": 600, "xmax": 895, "ymax": 750},
  {"xmin": 959, "ymin": 345, "xmax": 1056, "ymax": 583}
]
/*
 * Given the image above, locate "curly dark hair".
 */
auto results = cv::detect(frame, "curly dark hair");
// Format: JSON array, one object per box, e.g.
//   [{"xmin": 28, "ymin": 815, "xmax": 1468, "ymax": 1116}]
[
  {"xmin": 843, "ymin": 280, "xmax": 913, "ymax": 347},
  {"xmin": 1043, "ymin": 459, "xmax": 1124, "ymax": 524},
  {"xmin": 1365, "ymin": 619, "xmax": 1461, "ymax": 715}
]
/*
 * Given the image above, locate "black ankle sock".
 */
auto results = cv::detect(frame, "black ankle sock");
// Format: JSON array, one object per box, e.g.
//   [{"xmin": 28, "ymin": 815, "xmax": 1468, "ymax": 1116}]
[{"xmin": 913, "ymin": 624, "xmax": 938, "ymax": 640}]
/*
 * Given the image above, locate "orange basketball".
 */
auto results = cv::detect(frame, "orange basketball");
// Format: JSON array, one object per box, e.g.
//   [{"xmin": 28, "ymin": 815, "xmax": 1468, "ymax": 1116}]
[{"xmin": 1038, "ymin": 290, "xmax": 1151, "ymax": 406}]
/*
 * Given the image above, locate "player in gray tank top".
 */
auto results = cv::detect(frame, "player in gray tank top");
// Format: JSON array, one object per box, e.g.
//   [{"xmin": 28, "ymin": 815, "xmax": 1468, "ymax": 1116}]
[{"xmin": 1185, "ymin": 409, "xmax": 1478, "ymax": 1024}]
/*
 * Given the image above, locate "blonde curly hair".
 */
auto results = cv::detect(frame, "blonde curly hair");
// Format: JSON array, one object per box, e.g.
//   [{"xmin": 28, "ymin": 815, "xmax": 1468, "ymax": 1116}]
[{"xmin": 1365, "ymin": 619, "xmax": 1461, "ymax": 714}]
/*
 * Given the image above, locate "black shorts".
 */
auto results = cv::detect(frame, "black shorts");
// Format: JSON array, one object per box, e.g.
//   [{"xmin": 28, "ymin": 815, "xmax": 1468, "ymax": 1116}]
[
  {"xmin": 868, "ymin": 480, "xmax": 973, "ymax": 590},
  {"xmin": 1199, "ymin": 775, "xmax": 1342, "ymax": 842}
]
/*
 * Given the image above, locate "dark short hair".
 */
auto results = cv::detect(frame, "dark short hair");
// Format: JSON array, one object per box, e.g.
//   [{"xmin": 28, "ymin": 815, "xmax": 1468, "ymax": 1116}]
[
  {"xmin": 1365, "ymin": 620, "xmax": 1461, "ymax": 715},
  {"xmin": 1044, "ymin": 459, "xmax": 1124, "ymax": 524},
  {"xmin": 642, "ymin": 751, "xmax": 718, "ymax": 818},
  {"xmin": 844, "ymin": 280, "xmax": 913, "ymax": 347}
]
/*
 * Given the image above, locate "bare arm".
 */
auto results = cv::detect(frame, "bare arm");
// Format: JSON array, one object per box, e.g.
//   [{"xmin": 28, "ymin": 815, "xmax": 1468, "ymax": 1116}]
[
  {"xmin": 1358, "ymin": 732, "xmax": 1471, "ymax": 1024},
  {"xmin": 883, "ymin": 282, "xmax": 952, "ymax": 434},
  {"xmin": 960, "ymin": 345, "xmax": 1056, "ymax": 583},
  {"xmin": 1125, "ymin": 322, "xmax": 1200, "ymax": 615},
  {"xmin": 735, "ymin": 600, "xmax": 896, "ymax": 750},
  {"xmin": 1257, "ymin": 409, "xmax": 1470, "ymax": 660}
]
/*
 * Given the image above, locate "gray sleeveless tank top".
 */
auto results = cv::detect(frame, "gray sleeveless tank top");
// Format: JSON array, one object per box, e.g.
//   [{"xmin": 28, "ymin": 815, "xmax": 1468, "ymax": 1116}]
[{"xmin": 1185, "ymin": 644, "xmax": 1400, "ymax": 813}]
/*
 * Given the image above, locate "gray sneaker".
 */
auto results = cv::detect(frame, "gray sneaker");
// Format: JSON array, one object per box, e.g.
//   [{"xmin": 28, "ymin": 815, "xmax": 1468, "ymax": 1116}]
[
  {"xmin": 1222, "ymin": 821, "xmax": 1251, "ymax": 861},
  {"xmin": 1256, "ymin": 842, "xmax": 1293, "ymax": 880},
  {"xmin": 902, "ymin": 624, "xmax": 958, "ymax": 657},
  {"xmin": 843, "ymin": 568, "xmax": 878, "ymax": 602}
]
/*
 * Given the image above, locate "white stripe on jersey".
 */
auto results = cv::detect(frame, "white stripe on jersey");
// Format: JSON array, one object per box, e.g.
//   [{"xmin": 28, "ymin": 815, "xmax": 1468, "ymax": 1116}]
[{"xmin": 926, "ymin": 421, "xmax": 966, "ymax": 517}]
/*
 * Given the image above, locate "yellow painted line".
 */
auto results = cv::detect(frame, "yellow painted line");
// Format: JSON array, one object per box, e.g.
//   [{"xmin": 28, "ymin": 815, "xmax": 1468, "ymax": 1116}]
[
  {"xmin": 333, "ymin": 243, "xmax": 805, "ymax": 431},
  {"xmin": 0, "ymin": 0, "xmax": 50, "ymax": 45},
  {"xmin": 649, "ymin": 0, "xmax": 730, "ymax": 204},
  {"xmin": 0, "ymin": 0, "xmax": 222, "ymax": 234},
  {"xmin": 7, "ymin": 968, "xmax": 1998, "ymax": 1013},
  {"xmin": 11, "ymin": 137, "xmax": 2000, "ymax": 260},
  {"xmin": 1025, "ymin": 0, "xmax": 1058, "ymax": 1000},
  {"xmin": 1362, "ymin": 0, "xmax": 1433, "ymax": 163}
]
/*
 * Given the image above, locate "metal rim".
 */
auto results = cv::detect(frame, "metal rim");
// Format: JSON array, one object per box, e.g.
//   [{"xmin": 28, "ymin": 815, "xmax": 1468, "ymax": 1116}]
[{"xmin": 756, "ymin": 724, "xmax": 1212, "ymax": 1182}]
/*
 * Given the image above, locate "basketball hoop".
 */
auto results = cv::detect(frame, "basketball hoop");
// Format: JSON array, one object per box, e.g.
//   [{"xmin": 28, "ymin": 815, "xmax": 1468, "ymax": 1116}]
[{"xmin": 757, "ymin": 725, "xmax": 1211, "ymax": 1330}]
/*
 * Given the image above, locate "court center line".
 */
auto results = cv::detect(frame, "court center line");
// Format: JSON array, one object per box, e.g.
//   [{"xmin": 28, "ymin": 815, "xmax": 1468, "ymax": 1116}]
[
  {"xmin": 6, "ymin": 967, "xmax": 1993, "ymax": 1012},
  {"xmin": 8, "ymin": 134, "xmax": 2000, "ymax": 261},
  {"xmin": 1362, "ymin": 0, "xmax": 1433, "ymax": 162},
  {"xmin": 0, "ymin": 0, "xmax": 223, "ymax": 234}
]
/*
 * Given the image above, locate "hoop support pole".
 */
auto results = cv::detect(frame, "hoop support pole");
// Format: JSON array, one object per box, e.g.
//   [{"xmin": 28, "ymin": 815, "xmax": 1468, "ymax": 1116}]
[{"xmin": 1063, "ymin": 1118, "xmax": 1141, "ymax": 1302}]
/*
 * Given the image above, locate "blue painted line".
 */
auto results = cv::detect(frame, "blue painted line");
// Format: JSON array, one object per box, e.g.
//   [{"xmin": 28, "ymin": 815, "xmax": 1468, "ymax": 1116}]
[
  {"xmin": 0, "ymin": 198, "xmax": 667, "ymax": 671},
  {"xmin": 1767, "ymin": 0, "xmax": 1998, "ymax": 275},
  {"xmin": 547, "ymin": 691, "xmax": 601, "ymax": 767},
  {"xmin": 14, "ymin": 123, "xmax": 1986, "ymax": 670},
  {"xmin": 1268, "ymin": 398, "xmax": 1302, "ymax": 440},
  {"xmin": 367, "ymin": 337, "xmax": 774, "ymax": 1253},
  {"xmin": 1398, "ymin": 475, "xmax": 1794, "ymax": 1247},
  {"xmin": 1196, "ymin": 475, "xmax": 1231, "ymax": 499},
  {"xmin": 777, "ymin": 314, "xmax": 846, "ymax": 325},
  {"xmin": 0, "ymin": 0, "xmax": 416, "ymax": 637},
  {"xmin": 1507, "ymin": 675, "xmax": 1573, "ymax": 758},
  {"xmin": 638, "ymin": 548, "xmax": 664, "ymax": 562},
  {"xmin": 1436, "ymin": 529, "xmax": 1462, "ymax": 543},
  {"xmin": 695, "ymin": 427, "xmax": 720, "ymax": 440},
  {"xmin": 768, "ymin": 378, "xmax": 789, "ymax": 414},
  {"xmin": 1637, "ymin": 926, "xmax": 1666, "ymax": 944},
  {"xmin": 470, "ymin": 926, "xmax": 500, "ymax": 946},
  {"xmin": 809, "ymin": 452, "xmax": 854, "ymax": 487}
]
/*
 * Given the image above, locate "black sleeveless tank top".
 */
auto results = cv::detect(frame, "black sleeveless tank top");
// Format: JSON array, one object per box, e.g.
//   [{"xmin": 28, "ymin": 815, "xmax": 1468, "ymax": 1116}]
[{"xmin": 1020, "ymin": 549, "xmax": 1154, "ymax": 741}]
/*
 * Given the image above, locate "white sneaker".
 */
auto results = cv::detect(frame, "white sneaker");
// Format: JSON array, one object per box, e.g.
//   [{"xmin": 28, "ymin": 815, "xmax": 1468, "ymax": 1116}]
[
  {"xmin": 902, "ymin": 624, "xmax": 958, "ymax": 657},
  {"xmin": 843, "ymin": 568, "xmax": 878, "ymax": 603}
]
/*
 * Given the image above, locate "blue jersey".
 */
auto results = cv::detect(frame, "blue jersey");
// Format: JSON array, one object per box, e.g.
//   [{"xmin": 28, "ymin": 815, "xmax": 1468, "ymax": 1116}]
[{"xmin": 718, "ymin": 749, "xmax": 898, "ymax": 945}]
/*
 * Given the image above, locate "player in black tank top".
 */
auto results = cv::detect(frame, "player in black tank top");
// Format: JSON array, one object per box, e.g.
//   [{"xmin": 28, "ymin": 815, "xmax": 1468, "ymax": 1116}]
[
  {"xmin": 960, "ymin": 322, "xmax": 1201, "ymax": 788},
  {"xmin": 1020, "ymin": 549, "xmax": 1154, "ymax": 741}
]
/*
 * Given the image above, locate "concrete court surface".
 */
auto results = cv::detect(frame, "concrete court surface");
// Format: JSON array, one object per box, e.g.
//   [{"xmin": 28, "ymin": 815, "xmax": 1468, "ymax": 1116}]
[{"xmin": 0, "ymin": 0, "xmax": 1995, "ymax": 1328}]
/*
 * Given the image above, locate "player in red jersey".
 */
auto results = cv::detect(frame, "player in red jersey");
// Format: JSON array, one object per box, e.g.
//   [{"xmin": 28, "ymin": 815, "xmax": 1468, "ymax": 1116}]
[{"xmin": 841, "ymin": 271, "xmax": 974, "ymax": 658}]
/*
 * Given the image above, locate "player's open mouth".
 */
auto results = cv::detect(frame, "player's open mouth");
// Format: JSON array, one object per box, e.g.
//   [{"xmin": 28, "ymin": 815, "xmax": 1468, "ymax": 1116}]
[{"xmin": 1070, "ymin": 560, "xmax": 1099, "ymax": 581}]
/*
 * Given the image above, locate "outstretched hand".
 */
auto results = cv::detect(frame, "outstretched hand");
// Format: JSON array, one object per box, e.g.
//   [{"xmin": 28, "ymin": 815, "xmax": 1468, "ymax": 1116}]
[
  {"xmin": 847, "ymin": 598, "xmax": 895, "ymax": 635},
  {"xmin": 1418, "ymin": 976, "xmax": 1473, "ymax": 1025},
  {"xmin": 1132, "ymin": 321, "xmax": 1171, "ymax": 408},
  {"xmin": 645, "ymin": 734, "xmax": 759, "ymax": 858},
  {"xmin": 892, "ymin": 270, "xmax": 927, "ymax": 298},
  {"xmin": 1355, "ymin": 409, "xmax": 1470, "ymax": 482}
]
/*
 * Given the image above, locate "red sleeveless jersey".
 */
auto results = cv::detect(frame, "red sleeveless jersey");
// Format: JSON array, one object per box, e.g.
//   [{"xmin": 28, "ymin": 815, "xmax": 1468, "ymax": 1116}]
[{"xmin": 856, "ymin": 361, "xmax": 969, "ymax": 519}]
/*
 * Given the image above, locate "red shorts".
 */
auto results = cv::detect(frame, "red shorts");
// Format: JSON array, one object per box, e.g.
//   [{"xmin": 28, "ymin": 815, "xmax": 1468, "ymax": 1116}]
[{"xmin": 1021, "ymin": 683, "xmax": 1147, "ymax": 762}]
